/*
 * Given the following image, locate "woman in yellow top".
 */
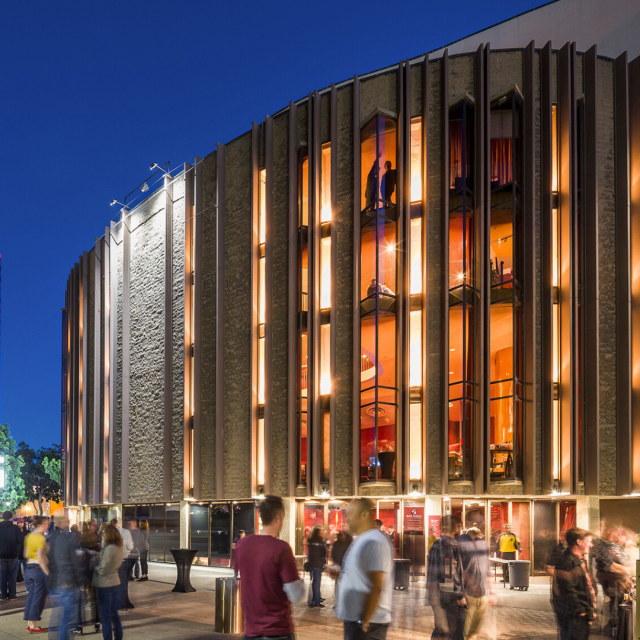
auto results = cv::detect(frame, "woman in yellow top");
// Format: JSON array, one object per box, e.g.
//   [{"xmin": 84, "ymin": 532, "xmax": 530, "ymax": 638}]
[{"xmin": 23, "ymin": 515, "xmax": 50, "ymax": 633}]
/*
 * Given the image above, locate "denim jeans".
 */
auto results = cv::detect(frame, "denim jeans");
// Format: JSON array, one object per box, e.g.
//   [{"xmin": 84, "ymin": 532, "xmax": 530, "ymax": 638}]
[
  {"xmin": 49, "ymin": 587, "xmax": 80, "ymax": 640},
  {"xmin": 0, "ymin": 557, "xmax": 19, "ymax": 599},
  {"xmin": 23, "ymin": 565, "xmax": 48, "ymax": 621},
  {"xmin": 116, "ymin": 560, "xmax": 128, "ymax": 610},
  {"xmin": 310, "ymin": 567, "xmax": 323, "ymax": 606},
  {"xmin": 96, "ymin": 585, "xmax": 122, "ymax": 640}
]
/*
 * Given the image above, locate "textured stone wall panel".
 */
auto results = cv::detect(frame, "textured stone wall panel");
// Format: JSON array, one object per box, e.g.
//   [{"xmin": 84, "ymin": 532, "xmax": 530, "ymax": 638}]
[
  {"xmin": 360, "ymin": 71, "xmax": 397, "ymax": 120},
  {"xmin": 200, "ymin": 154, "xmax": 217, "ymax": 498},
  {"xmin": 448, "ymin": 55, "xmax": 474, "ymax": 103},
  {"xmin": 270, "ymin": 112, "xmax": 290, "ymax": 495},
  {"xmin": 172, "ymin": 178, "xmax": 186, "ymax": 499},
  {"xmin": 223, "ymin": 133, "xmax": 253, "ymax": 499},
  {"xmin": 490, "ymin": 51, "xmax": 523, "ymax": 98},
  {"xmin": 128, "ymin": 192, "xmax": 166, "ymax": 503},
  {"xmin": 334, "ymin": 83, "xmax": 354, "ymax": 496},
  {"xmin": 597, "ymin": 58, "xmax": 617, "ymax": 495},
  {"xmin": 115, "ymin": 236, "xmax": 123, "ymax": 502}
]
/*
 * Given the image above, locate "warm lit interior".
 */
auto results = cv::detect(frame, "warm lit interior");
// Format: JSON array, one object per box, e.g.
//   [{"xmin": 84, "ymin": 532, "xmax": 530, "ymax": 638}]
[
  {"xmin": 551, "ymin": 104, "xmax": 559, "ymax": 480},
  {"xmin": 360, "ymin": 113, "xmax": 398, "ymax": 481},
  {"xmin": 257, "ymin": 169, "xmax": 267, "ymax": 485},
  {"xmin": 448, "ymin": 101, "xmax": 474, "ymax": 481},
  {"xmin": 321, "ymin": 143, "xmax": 332, "ymax": 222},
  {"xmin": 321, "ymin": 237, "xmax": 331, "ymax": 310},
  {"xmin": 488, "ymin": 94, "xmax": 522, "ymax": 480},
  {"xmin": 410, "ymin": 118, "xmax": 422, "ymax": 203}
]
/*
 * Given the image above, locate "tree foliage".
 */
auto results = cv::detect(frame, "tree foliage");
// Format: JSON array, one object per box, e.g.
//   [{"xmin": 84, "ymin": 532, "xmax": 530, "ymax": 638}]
[
  {"xmin": 17, "ymin": 442, "xmax": 62, "ymax": 516},
  {"xmin": 0, "ymin": 424, "xmax": 27, "ymax": 512}
]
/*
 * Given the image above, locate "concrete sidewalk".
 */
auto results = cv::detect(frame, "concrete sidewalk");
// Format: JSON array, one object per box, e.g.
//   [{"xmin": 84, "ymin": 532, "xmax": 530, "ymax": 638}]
[{"xmin": 0, "ymin": 564, "xmax": 609, "ymax": 640}]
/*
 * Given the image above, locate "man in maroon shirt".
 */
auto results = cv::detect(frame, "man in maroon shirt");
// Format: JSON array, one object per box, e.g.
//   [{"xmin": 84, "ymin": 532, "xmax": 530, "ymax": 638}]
[{"xmin": 234, "ymin": 496, "xmax": 305, "ymax": 640}]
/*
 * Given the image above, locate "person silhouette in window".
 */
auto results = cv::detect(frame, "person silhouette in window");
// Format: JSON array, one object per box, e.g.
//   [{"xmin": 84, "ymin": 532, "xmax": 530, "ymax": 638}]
[
  {"xmin": 365, "ymin": 154, "xmax": 381, "ymax": 211},
  {"xmin": 380, "ymin": 161, "xmax": 397, "ymax": 205}
]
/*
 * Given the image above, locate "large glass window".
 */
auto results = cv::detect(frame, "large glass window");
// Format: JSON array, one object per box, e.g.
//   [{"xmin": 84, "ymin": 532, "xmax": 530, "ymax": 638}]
[
  {"xmin": 448, "ymin": 100, "xmax": 475, "ymax": 481},
  {"xmin": 360, "ymin": 114, "xmax": 398, "ymax": 482},
  {"xmin": 552, "ymin": 105, "xmax": 560, "ymax": 481},
  {"xmin": 409, "ymin": 116, "xmax": 423, "ymax": 482},
  {"xmin": 297, "ymin": 149, "xmax": 309, "ymax": 485},
  {"xmin": 190, "ymin": 504, "xmax": 209, "ymax": 566},
  {"xmin": 257, "ymin": 169, "xmax": 267, "ymax": 488},
  {"xmin": 489, "ymin": 93, "xmax": 523, "ymax": 480}
]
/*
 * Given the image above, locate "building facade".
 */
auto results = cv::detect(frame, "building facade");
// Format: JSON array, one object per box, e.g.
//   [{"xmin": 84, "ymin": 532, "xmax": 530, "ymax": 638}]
[{"xmin": 62, "ymin": 34, "xmax": 640, "ymax": 573}]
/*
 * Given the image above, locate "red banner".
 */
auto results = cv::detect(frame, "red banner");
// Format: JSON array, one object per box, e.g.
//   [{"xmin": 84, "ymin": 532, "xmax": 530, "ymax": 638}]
[
  {"xmin": 428, "ymin": 515, "xmax": 441, "ymax": 538},
  {"xmin": 404, "ymin": 506, "xmax": 425, "ymax": 534}
]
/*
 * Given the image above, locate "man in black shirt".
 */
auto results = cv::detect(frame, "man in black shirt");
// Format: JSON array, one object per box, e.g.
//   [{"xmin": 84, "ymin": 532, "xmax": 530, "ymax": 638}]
[
  {"xmin": 0, "ymin": 510, "xmax": 23, "ymax": 600},
  {"xmin": 380, "ymin": 162, "xmax": 397, "ymax": 205},
  {"xmin": 553, "ymin": 527, "xmax": 596, "ymax": 640}
]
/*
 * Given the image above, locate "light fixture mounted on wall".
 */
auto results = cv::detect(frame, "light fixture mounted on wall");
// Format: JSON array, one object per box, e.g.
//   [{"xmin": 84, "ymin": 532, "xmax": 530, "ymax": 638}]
[{"xmin": 150, "ymin": 162, "xmax": 172, "ymax": 177}]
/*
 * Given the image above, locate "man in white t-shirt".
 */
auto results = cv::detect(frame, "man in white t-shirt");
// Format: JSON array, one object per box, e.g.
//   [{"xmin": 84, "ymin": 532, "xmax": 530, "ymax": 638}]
[{"xmin": 328, "ymin": 498, "xmax": 393, "ymax": 640}]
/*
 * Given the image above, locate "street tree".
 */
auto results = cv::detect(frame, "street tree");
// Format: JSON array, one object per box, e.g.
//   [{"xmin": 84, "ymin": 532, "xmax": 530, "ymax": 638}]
[
  {"xmin": 0, "ymin": 424, "xmax": 27, "ymax": 512},
  {"xmin": 18, "ymin": 442, "xmax": 62, "ymax": 516}
]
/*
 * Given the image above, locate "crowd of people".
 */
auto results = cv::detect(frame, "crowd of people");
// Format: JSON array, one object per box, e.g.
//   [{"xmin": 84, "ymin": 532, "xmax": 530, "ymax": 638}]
[
  {"xmin": 1, "ymin": 499, "xmax": 638, "ymax": 640},
  {"xmin": 0, "ymin": 509, "xmax": 151, "ymax": 639}
]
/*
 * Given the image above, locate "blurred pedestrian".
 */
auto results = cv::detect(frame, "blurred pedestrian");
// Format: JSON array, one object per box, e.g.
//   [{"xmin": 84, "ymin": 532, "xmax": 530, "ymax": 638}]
[
  {"xmin": 553, "ymin": 527, "xmax": 596, "ymax": 640},
  {"xmin": 137, "ymin": 520, "xmax": 149, "ymax": 582},
  {"xmin": 332, "ymin": 531, "xmax": 352, "ymax": 568},
  {"xmin": 127, "ymin": 520, "xmax": 141, "ymax": 581},
  {"xmin": 0, "ymin": 510, "xmax": 23, "ymax": 601},
  {"xmin": 329, "ymin": 498, "xmax": 393, "ymax": 640},
  {"xmin": 48, "ymin": 510, "xmax": 82, "ymax": 640},
  {"xmin": 111, "ymin": 519, "xmax": 132, "ymax": 611},
  {"xmin": 234, "ymin": 495, "xmax": 305, "ymax": 639},
  {"xmin": 92, "ymin": 525, "xmax": 125, "ymax": 640},
  {"xmin": 426, "ymin": 515, "xmax": 465, "ymax": 640},
  {"xmin": 457, "ymin": 527, "xmax": 495, "ymax": 640},
  {"xmin": 24, "ymin": 515, "xmax": 50, "ymax": 633},
  {"xmin": 307, "ymin": 525, "xmax": 327, "ymax": 607},
  {"xmin": 16, "ymin": 519, "xmax": 26, "ymax": 584}
]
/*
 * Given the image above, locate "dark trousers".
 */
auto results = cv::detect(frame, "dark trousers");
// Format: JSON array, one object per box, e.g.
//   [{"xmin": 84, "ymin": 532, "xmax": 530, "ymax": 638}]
[
  {"xmin": 97, "ymin": 585, "xmax": 122, "ymax": 640},
  {"xmin": 501, "ymin": 551, "xmax": 516, "ymax": 582},
  {"xmin": 140, "ymin": 550, "xmax": 148, "ymax": 576},
  {"xmin": 310, "ymin": 567, "xmax": 322, "ymax": 606},
  {"xmin": 23, "ymin": 565, "xmax": 48, "ymax": 621},
  {"xmin": 49, "ymin": 587, "xmax": 80, "ymax": 640},
  {"xmin": 0, "ymin": 557, "xmax": 19, "ymax": 599},
  {"xmin": 431, "ymin": 592, "xmax": 466, "ymax": 640},
  {"xmin": 244, "ymin": 635, "xmax": 295, "ymax": 640},
  {"xmin": 344, "ymin": 621, "xmax": 389, "ymax": 640},
  {"xmin": 116, "ymin": 559, "xmax": 129, "ymax": 610},
  {"xmin": 558, "ymin": 616, "xmax": 590, "ymax": 640}
]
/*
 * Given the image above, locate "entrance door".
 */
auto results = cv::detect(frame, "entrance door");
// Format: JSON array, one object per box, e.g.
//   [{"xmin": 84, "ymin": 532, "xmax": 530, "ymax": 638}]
[
  {"xmin": 511, "ymin": 502, "xmax": 531, "ymax": 561},
  {"xmin": 378, "ymin": 501, "xmax": 400, "ymax": 558}
]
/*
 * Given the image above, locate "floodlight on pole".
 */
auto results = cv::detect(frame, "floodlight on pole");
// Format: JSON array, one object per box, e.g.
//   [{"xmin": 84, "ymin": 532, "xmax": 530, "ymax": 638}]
[{"xmin": 149, "ymin": 162, "xmax": 172, "ymax": 177}]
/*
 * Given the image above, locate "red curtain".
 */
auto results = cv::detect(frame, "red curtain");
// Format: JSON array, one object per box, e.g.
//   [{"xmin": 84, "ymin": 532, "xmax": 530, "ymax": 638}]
[{"xmin": 491, "ymin": 138, "xmax": 513, "ymax": 185}]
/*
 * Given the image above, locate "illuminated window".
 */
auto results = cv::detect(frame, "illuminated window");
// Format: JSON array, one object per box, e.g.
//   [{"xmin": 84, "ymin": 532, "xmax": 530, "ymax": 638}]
[
  {"xmin": 360, "ymin": 113, "xmax": 398, "ymax": 482},
  {"xmin": 297, "ymin": 148, "xmax": 309, "ymax": 485},
  {"xmin": 552, "ymin": 104, "xmax": 560, "ymax": 480},
  {"xmin": 409, "ymin": 117, "xmax": 423, "ymax": 482},
  {"xmin": 488, "ymin": 93, "xmax": 523, "ymax": 480},
  {"xmin": 257, "ymin": 168, "xmax": 267, "ymax": 487},
  {"xmin": 321, "ymin": 142, "xmax": 332, "ymax": 222},
  {"xmin": 448, "ymin": 100, "xmax": 475, "ymax": 481}
]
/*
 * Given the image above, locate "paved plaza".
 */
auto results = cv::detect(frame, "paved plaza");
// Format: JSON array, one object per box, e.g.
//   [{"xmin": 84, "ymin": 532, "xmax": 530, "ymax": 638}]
[{"xmin": 0, "ymin": 563, "xmax": 617, "ymax": 640}]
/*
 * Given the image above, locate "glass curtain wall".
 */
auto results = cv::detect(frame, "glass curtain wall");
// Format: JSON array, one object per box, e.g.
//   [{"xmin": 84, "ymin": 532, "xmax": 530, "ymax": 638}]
[
  {"xmin": 488, "ymin": 93, "xmax": 524, "ymax": 480},
  {"xmin": 360, "ymin": 113, "xmax": 398, "ymax": 482},
  {"xmin": 409, "ymin": 117, "xmax": 423, "ymax": 482},
  {"xmin": 257, "ymin": 168, "xmax": 267, "ymax": 488},
  {"xmin": 576, "ymin": 100, "xmax": 585, "ymax": 481},
  {"xmin": 448, "ymin": 100, "xmax": 475, "ymax": 481},
  {"xmin": 297, "ymin": 148, "xmax": 309, "ymax": 485},
  {"xmin": 121, "ymin": 503, "xmax": 179, "ymax": 563},
  {"xmin": 190, "ymin": 502, "xmax": 258, "ymax": 567},
  {"xmin": 320, "ymin": 142, "xmax": 332, "ymax": 483},
  {"xmin": 552, "ymin": 105, "xmax": 560, "ymax": 481}
]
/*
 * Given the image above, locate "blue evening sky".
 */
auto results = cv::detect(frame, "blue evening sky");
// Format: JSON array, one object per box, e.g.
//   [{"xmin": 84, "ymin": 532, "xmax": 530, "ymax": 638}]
[{"xmin": 0, "ymin": 0, "xmax": 543, "ymax": 450}]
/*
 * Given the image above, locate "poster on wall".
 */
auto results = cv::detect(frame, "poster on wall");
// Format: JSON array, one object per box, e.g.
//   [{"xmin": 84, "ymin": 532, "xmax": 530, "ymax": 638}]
[
  {"xmin": 404, "ymin": 506, "xmax": 425, "ymax": 534},
  {"xmin": 428, "ymin": 515, "xmax": 441, "ymax": 541}
]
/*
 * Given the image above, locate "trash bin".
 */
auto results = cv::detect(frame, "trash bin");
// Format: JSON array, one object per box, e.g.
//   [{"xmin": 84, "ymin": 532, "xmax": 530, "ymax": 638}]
[
  {"xmin": 215, "ymin": 577, "xmax": 243, "ymax": 634},
  {"xmin": 508, "ymin": 560, "xmax": 530, "ymax": 591},
  {"xmin": 394, "ymin": 559, "xmax": 411, "ymax": 590},
  {"xmin": 616, "ymin": 601, "xmax": 633, "ymax": 640}
]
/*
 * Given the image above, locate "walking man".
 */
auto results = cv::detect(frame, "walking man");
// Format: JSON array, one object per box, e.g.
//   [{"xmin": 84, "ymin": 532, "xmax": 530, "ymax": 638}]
[
  {"xmin": 329, "ymin": 498, "xmax": 393, "ymax": 640},
  {"xmin": 426, "ymin": 515, "xmax": 465, "ymax": 640},
  {"xmin": 233, "ymin": 495, "xmax": 305, "ymax": 639},
  {"xmin": 457, "ymin": 527, "xmax": 496, "ymax": 640},
  {"xmin": 553, "ymin": 527, "xmax": 596, "ymax": 640},
  {"xmin": 0, "ymin": 510, "xmax": 23, "ymax": 600}
]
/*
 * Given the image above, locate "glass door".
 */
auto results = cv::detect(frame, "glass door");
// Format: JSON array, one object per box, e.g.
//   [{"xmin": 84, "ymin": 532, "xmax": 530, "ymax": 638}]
[
  {"xmin": 463, "ymin": 500, "xmax": 487, "ymax": 540},
  {"xmin": 511, "ymin": 501, "xmax": 531, "ymax": 560},
  {"xmin": 378, "ymin": 501, "xmax": 400, "ymax": 558}
]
